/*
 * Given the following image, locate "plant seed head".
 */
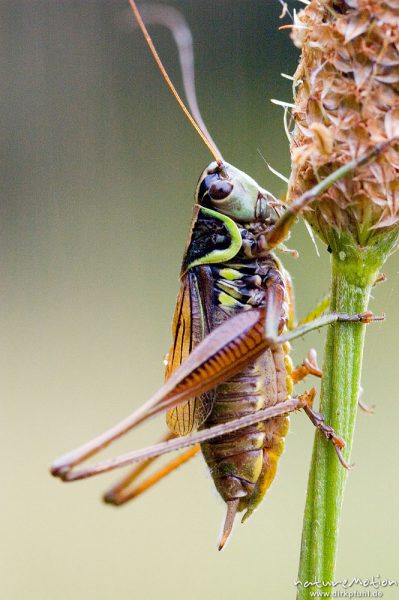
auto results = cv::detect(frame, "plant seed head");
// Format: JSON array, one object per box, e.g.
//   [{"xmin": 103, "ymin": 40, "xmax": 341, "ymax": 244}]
[{"xmin": 288, "ymin": 0, "xmax": 399, "ymax": 255}]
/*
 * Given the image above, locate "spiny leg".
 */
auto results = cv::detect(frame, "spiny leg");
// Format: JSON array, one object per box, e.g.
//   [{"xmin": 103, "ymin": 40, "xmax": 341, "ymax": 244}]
[
  {"xmin": 104, "ymin": 431, "xmax": 173, "ymax": 504},
  {"xmin": 265, "ymin": 310, "xmax": 384, "ymax": 344},
  {"xmin": 302, "ymin": 388, "xmax": 351, "ymax": 469},
  {"xmin": 53, "ymin": 385, "xmax": 356, "ymax": 486},
  {"xmin": 104, "ymin": 459, "xmax": 157, "ymax": 504},
  {"xmin": 104, "ymin": 445, "xmax": 199, "ymax": 506},
  {"xmin": 56, "ymin": 397, "xmax": 306, "ymax": 482}
]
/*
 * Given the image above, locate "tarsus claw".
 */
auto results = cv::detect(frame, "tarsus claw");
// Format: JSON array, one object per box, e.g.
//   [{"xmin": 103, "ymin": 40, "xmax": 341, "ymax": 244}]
[{"xmin": 358, "ymin": 311, "xmax": 384, "ymax": 324}]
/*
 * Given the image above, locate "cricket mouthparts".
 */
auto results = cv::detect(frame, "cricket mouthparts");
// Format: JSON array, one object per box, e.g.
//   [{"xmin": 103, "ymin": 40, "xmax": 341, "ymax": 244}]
[{"xmin": 218, "ymin": 499, "xmax": 239, "ymax": 551}]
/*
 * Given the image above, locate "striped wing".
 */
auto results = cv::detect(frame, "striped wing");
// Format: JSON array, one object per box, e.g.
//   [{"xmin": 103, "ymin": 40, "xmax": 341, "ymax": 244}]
[{"xmin": 165, "ymin": 268, "xmax": 215, "ymax": 435}]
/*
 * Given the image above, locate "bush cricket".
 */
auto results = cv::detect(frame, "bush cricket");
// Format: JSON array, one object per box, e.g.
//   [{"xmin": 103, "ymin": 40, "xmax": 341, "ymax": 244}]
[{"xmin": 51, "ymin": 0, "xmax": 387, "ymax": 549}]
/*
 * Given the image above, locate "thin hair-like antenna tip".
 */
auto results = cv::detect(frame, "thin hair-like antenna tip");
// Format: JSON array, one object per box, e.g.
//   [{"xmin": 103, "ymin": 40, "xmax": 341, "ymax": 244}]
[
  {"xmin": 218, "ymin": 499, "xmax": 239, "ymax": 551},
  {"xmin": 128, "ymin": 0, "xmax": 223, "ymax": 164}
]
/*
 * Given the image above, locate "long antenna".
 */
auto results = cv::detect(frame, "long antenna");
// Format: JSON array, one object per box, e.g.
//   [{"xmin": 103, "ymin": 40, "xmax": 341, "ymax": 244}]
[
  {"xmin": 128, "ymin": 4, "xmax": 221, "ymax": 165},
  {"xmin": 128, "ymin": 0, "xmax": 223, "ymax": 166}
]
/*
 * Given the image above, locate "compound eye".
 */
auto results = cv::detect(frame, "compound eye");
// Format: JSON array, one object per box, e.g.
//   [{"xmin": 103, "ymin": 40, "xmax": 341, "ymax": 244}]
[{"xmin": 209, "ymin": 180, "xmax": 233, "ymax": 201}]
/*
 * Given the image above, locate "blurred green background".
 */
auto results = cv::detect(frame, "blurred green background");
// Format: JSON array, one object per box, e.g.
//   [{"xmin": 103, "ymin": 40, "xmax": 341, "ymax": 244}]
[{"xmin": 2, "ymin": 1, "xmax": 398, "ymax": 599}]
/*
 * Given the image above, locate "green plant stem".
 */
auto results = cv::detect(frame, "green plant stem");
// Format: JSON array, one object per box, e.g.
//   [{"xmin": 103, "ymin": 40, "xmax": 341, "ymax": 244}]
[{"xmin": 296, "ymin": 254, "xmax": 380, "ymax": 599}]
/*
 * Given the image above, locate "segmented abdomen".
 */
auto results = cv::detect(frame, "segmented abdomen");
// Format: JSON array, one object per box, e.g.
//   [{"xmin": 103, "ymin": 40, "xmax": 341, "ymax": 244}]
[{"xmin": 201, "ymin": 340, "xmax": 292, "ymax": 518}]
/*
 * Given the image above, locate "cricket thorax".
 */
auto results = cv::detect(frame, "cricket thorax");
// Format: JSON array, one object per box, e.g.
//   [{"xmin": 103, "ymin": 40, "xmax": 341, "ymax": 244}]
[{"xmin": 211, "ymin": 254, "xmax": 285, "ymax": 317}]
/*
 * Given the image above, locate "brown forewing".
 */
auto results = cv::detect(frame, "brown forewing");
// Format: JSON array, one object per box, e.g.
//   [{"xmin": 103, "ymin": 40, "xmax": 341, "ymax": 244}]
[{"xmin": 165, "ymin": 267, "xmax": 216, "ymax": 435}]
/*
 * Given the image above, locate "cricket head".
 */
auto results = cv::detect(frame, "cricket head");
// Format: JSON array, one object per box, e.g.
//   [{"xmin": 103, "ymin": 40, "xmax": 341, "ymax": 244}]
[{"xmin": 195, "ymin": 161, "xmax": 279, "ymax": 225}]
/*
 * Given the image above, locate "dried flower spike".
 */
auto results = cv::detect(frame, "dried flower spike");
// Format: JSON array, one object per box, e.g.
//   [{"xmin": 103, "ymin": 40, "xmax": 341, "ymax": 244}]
[{"xmin": 288, "ymin": 0, "xmax": 399, "ymax": 258}]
